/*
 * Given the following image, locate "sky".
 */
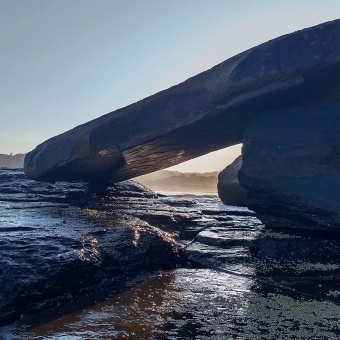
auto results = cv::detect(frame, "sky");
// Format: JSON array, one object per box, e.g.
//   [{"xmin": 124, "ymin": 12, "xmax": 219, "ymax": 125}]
[{"xmin": 1, "ymin": 0, "xmax": 340, "ymax": 172}]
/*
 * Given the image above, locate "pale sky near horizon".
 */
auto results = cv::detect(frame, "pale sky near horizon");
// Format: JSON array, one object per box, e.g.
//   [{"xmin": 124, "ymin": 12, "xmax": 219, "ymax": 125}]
[{"xmin": 1, "ymin": 0, "xmax": 340, "ymax": 172}]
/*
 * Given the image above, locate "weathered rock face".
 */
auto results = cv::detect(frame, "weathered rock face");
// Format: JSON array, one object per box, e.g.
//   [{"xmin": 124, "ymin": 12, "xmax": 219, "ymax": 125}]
[
  {"xmin": 239, "ymin": 102, "xmax": 340, "ymax": 230},
  {"xmin": 217, "ymin": 156, "xmax": 246, "ymax": 206},
  {"xmin": 25, "ymin": 20, "xmax": 340, "ymax": 183}
]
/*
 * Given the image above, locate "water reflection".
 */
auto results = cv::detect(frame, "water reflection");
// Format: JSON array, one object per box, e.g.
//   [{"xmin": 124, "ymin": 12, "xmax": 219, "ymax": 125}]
[
  {"xmin": 7, "ymin": 267, "xmax": 340, "ymax": 339},
  {"xmin": 13, "ymin": 269, "xmax": 252, "ymax": 339}
]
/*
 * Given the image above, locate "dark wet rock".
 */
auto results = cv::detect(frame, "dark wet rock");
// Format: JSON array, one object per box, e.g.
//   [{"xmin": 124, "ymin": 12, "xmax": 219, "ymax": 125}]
[
  {"xmin": 239, "ymin": 102, "xmax": 340, "ymax": 230},
  {"xmin": 0, "ymin": 170, "xmax": 181, "ymax": 326},
  {"xmin": 91, "ymin": 180, "xmax": 158, "ymax": 198},
  {"xmin": 25, "ymin": 20, "xmax": 340, "ymax": 183},
  {"xmin": 1, "ymin": 170, "xmax": 244, "ymax": 327},
  {"xmin": 158, "ymin": 196, "xmax": 196, "ymax": 207},
  {"xmin": 1, "ymin": 170, "xmax": 253, "ymax": 327},
  {"xmin": 184, "ymin": 208, "xmax": 340, "ymax": 309},
  {"xmin": 218, "ymin": 156, "xmax": 246, "ymax": 206}
]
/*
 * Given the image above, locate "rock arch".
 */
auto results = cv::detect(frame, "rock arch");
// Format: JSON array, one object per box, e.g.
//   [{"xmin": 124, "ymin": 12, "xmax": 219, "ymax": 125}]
[{"xmin": 24, "ymin": 19, "xmax": 340, "ymax": 184}]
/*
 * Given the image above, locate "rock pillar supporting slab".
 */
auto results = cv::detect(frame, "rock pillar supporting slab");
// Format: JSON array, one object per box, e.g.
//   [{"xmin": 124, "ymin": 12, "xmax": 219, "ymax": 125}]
[
  {"xmin": 239, "ymin": 102, "xmax": 340, "ymax": 230},
  {"xmin": 217, "ymin": 155, "xmax": 246, "ymax": 206}
]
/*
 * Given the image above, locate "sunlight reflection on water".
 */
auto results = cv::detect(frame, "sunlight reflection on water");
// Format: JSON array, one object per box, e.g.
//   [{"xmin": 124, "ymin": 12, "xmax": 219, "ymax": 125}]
[
  {"xmin": 10, "ymin": 268, "xmax": 340, "ymax": 340},
  {"xmin": 17, "ymin": 269, "xmax": 252, "ymax": 339}
]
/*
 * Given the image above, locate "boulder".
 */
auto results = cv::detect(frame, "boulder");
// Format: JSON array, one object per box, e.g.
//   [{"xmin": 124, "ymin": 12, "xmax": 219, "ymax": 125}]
[
  {"xmin": 217, "ymin": 156, "xmax": 246, "ymax": 206},
  {"xmin": 24, "ymin": 20, "xmax": 340, "ymax": 183},
  {"xmin": 238, "ymin": 102, "xmax": 340, "ymax": 230},
  {"xmin": 90, "ymin": 180, "xmax": 159, "ymax": 198}
]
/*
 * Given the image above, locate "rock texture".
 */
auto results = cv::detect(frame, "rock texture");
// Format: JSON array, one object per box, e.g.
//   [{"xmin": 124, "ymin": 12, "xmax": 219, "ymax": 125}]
[
  {"xmin": 217, "ymin": 155, "xmax": 246, "ymax": 206},
  {"xmin": 25, "ymin": 19, "xmax": 340, "ymax": 183},
  {"xmin": 0, "ymin": 168, "xmax": 257, "ymax": 327},
  {"xmin": 239, "ymin": 102, "xmax": 340, "ymax": 230},
  {"xmin": 0, "ymin": 169, "xmax": 179, "ymax": 326}
]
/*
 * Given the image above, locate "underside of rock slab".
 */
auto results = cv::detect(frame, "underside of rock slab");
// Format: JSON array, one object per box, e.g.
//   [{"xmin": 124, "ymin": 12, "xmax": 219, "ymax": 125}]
[
  {"xmin": 25, "ymin": 19, "xmax": 340, "ymax": 183},
  {"xmin": 239, "ymin": 102, "xmax": 340, "ymax": 230}
]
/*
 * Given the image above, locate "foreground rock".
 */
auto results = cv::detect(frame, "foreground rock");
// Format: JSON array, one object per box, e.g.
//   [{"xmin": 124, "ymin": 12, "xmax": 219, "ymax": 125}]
[
  {"xmin": 25, "ymin": 20, "xmax": 340, "ymax": 183},
  {"xmin": 239, "ymin": 102, "xmax": 340, "ymax": 230},
  {"xmin": 217, "ymin": 155, "xmax": 246, "ymax": 206},
  {"xmin": 0, "ymin": 170, "xmax": 180, "ymax": 326}
]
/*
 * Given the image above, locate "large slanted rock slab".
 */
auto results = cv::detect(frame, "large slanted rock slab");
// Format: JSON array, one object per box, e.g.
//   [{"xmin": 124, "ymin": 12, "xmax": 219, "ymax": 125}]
[
  {"xmin": 217, "ymin": 156, "xmax": 246, "ymax": 206},
  {"xmin": 239, "ymin": 102, "xmax": 340, "ymax": 230},
  {"xmin": 25, "ymin": 20, "xmax": 340, "ymax": 183}
]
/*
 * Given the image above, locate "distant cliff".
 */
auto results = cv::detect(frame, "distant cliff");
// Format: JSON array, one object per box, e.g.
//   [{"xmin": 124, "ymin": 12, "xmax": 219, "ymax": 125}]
[
  {"xmin": 0, "ymin": 154, "xmax": 25, "ymax": 168},
  {"xmin": 134, "ymin": 170, "xmax": 218, "ymax": 193}
]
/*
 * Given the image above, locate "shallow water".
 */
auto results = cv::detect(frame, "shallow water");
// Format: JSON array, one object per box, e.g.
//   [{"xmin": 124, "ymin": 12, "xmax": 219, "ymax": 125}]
[
  {"xmin": 4, "ymin": 268, "xmax": 340, "ymax": 339},
  {"xmin": 157, "ymin": 190, "xmax": 218, "ymax": 197}
]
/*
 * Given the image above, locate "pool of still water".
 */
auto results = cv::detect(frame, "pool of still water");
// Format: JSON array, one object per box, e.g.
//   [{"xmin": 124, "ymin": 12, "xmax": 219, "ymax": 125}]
[{"xmin": 3, "ymin": 268, "xmax": 340, "ymax": 340}]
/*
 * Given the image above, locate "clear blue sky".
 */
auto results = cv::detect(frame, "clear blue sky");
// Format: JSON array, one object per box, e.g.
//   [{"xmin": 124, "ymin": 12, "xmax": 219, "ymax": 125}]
[{"xmin": 1, "ymin": 0, "xmax": 340, "ymax": 171}]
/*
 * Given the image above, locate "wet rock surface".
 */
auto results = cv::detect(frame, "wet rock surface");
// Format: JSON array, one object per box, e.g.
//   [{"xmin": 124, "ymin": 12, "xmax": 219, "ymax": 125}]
[
  {"xmin": 239, "ymin": 102, "xmax": 340, "ymax": 230},
  {"xmin": 217, "ymin": 155, "xmax": 246, "ymax": 206},
  {"xmin": 11, "ymin": 268, "xmax": 340, "ymax": 340},
  {"xmin": 0, "ymin": 169, "xmax": 180, "ymax": 326},
  {"xmin": 2, "ymin": 170, "xmax": 340, "ymax": 339}
]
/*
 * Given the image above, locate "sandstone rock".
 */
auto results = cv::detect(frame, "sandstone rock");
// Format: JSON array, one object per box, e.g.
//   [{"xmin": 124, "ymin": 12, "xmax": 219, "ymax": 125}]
[
  {"xmin": 217, "ymin": 156, "xmax": 246, "ymax": 206},
  {"xmin": 238, "ymin": 102, "xmax": 340, "ymax": 230},
  {"xmin": 25, "ymin": 20, "xmax": 340, "ymax": 183}
]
